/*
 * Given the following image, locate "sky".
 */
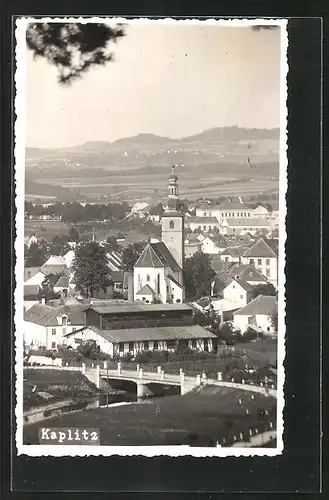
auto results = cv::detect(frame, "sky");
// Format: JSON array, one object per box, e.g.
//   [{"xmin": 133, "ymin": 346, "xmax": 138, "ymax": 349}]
[{"xmin": 26, "ymin": 22, "xmax": 282, "ymax": 148}]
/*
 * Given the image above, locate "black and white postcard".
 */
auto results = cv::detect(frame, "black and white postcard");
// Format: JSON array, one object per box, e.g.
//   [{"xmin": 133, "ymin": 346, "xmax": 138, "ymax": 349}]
[{"xmin": 14, "ymin": 17, "xmax": 288, "ymax": 457}]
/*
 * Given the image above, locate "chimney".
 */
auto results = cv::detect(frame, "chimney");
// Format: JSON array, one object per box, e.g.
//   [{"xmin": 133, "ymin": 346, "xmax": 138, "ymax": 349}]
[{"xmin": 127, "ymin": 271, "xmax": 134, "ymax": 302}]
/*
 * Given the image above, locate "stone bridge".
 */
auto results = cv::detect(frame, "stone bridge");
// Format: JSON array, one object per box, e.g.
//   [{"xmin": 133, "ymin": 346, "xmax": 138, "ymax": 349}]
[{"xmin": 83, "ymin": 362, "xmax": 277, "ymax": 399}]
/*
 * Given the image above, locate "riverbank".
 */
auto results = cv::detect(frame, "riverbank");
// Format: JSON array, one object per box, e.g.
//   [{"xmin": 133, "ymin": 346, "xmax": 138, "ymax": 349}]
[
  {"xmin": 23, "ymin": 368, "xmax": 122, "ymax": 411},
  {"xmin": 24, "ymin": 385, "xmax": 276, "ymax": 446}
]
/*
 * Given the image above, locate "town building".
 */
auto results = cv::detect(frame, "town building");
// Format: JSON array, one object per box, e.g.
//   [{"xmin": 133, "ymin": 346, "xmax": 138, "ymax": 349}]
[
  {"xmin": 201, "ymin": 235, "xmax": 226, "ymax": 255},
  {"xmin": 24, "ymin": 302, "xmax": 86, "ymax": 350},
  {"xmin": 133, "ymin": 166, "xmax": 185, "ymax": 304},
  {"xmin": 212, "ymin": 200, "xmax": 253, "ymax": 225},
  {"xmin": 233, "ymin": 295, "xmax": 278, "ymax": 334},
  {"xmin": 63, "ymin": 303, "xmax": 217, "ymax": 356},
  {"xmin": 241, "ymin": 238, "xmax": 278, "ymax": 288},
  {"xmin": 184, "ymin": 233, "xmax": 202, "ymax": 258},
  {"xmin": 221, "ymin": 217, "xmax": 270, "ymax": 236},
  {"xmin": 186, "ymin": 216, "xmax": 220, "ymax": 233}
]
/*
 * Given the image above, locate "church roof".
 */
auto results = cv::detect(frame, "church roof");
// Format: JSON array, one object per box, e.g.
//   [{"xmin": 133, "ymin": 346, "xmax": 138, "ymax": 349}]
[
  {"xmin": 136, "ymin": 284, "xmax": 156, "ymax": 296},
  {"xmin": 134, "ymin": 241, "xmax": 181, "ymax": 272},
  {"xmin": 167, "ymin": 274, "xmax": 183, "ymax": 289},
  {"xmin": 151, "ymin": 242, "xmax": 181, "ymax": 272},
  {"xmin": 134, "ymin": 244, "xmax": 165, "ymax": 268}
]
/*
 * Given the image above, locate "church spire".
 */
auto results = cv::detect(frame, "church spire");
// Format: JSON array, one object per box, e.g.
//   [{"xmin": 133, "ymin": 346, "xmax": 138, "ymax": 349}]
[{"xmin": 165, "ymin": 165, "xmax": 179, "ymax": 212}]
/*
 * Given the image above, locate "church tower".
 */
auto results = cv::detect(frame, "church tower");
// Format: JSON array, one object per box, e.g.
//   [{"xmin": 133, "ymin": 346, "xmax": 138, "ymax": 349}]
[{"xmin": 161, "ymin": 166, "xmax": 185, "ymax": 271}]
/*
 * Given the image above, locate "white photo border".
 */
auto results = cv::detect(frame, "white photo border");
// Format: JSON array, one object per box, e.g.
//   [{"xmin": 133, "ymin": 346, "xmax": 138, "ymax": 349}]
[{"xmin": 14, "ymin": 16, "xmax": 288, "ymax": 457}]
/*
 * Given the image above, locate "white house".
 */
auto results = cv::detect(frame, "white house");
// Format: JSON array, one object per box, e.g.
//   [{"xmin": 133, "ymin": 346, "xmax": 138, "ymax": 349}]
[
  {"xmin": 222, "ymin": 278, "xmax": 254, "ymax": 307},
  {"xmin": 201, "ymin": 236, "xmax": 226, "ymax": 255},
  {"xmin": 24, "ymin": 303, "xmax": 86, "ymax": 350},
  {"xmin": 212, "ymin": 200, "xmax": 253, "ymax": 226},
  {"xmin": 251, "ymin": 204, "xmax": 270, "ymax": 218},
  {"xmin": 241, "ymin": 238, "xmax": 278, "ymax": 288},
  {"xmin": 233, "ymin": 295, "xmax": 277, "ymax": 334},
  {"xmin": 186, "ymin": 216, "xmax": 220, "ymax": 233},
  {"xmin": 63, "ymin": 324, "xmax": 217, "ymax": 357}
]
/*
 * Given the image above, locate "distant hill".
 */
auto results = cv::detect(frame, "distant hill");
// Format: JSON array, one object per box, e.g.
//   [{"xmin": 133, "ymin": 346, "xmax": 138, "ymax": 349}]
[{"xmin": 26, "ymin": 126, "xmax": 280, "ymax": 157}]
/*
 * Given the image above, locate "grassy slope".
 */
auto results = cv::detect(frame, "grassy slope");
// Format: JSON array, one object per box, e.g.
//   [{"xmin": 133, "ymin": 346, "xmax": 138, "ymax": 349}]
[
  {"xmin": 23, "ymin": 369, "xmax": 98, "ymax": 411},
  {"xmin": 23, "ymin": 385, "xmax": 276, "ymax": 446}
]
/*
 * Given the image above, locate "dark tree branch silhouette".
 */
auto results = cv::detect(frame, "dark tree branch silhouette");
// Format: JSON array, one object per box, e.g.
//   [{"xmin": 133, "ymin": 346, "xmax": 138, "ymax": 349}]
[
  {"xmin": 26, "ymin": 23, "xmax": 278, "ymax": 85},
  {"xmin": 26, "ymin": 22, "xmax": 126, "ymax": 84}
]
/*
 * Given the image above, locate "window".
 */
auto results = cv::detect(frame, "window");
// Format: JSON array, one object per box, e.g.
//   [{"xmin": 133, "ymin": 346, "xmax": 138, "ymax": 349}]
[
  {"xmin": 51, "ymin": 342, "xmax": 56, "ymax": 349},
  {"xmin": 176, "ymin": 299, "xmax": 181, "ymax": 303},
  {"xmin": 240, "ymin": 295, "xmax": 243, "ymax": 299},
  {"xmin": 257, "ymin": 259, "xmax": 262, "ymax": 265},
  {"xmin": 142, "ymin": 297, "xmax": 146, "ymax": 301},
  {"xmin": 62, "ymin": 316, "xmax": 67, "ymax": 326},
  {"xmin": 129, "ymin": 342, "xmax": 134, "ymax": 351},
  {"xmin": 203, "ymin": 225, "xmax": 206, "ymax": 230},
  {"xmin": 74, "ymin": 338, "xmax": 82, "ymax": 344},
  {"xmin": 146, "ymin": 274, "xmax": 150, "ymax": 282},
  {"xmin": 225, "ymin": 257, "xmax": 229, "ymax": 262},
  {"xmin": 143, "ymin": 341, "xmax": 149, "ymax": 350},
  {"xmin": 51, "ymin": 328, "xmax": 56, "ymax": 335},
  {"xmin": 166, "ymin": 285, "xmax": 169, "ymax": 292},
  {"xmin": 266, "ymin": 269, "xmax": 270, "ymax": 277},
  {"xmin": 203, "ymin": 339, "xmax": 209, "ymax": 352},
  {"xmin": 153, "ymin": 341, "xmax": 159, "ymax": 350},
  {"xmin": 191, "ymin": 339, "xmax": 197, "ymax": 348},
  {"xmin": 249, "ymin": 259, "xmax": 255, "ymax": 265},
  {"xmin": 266, "ymin": 259, "xmax": 270, "ymax": 265},
  {"xmin": 248, "ymin": 213, "xmax": 251, "ymax": 217},
  {"xmin": 119, "ymin": 342, "xmax": 124, "ymax": 352},
  {"xmin": 232, "ymin": 285, "xmax": 235, "ymax": 289},
  {"xmin": 72, "ymin": 327, "xmax": 77, "ymax": 333},
  {"xmin": 204, "ymin": 212, "xmax": 207, "ymax": 217},
  {"xmin": 237, "ymin": 213, "xmax": 239, "ymax": 217},
  {"xmin": 267, "ymin": 327, "xmax": 270, "ymax": 332},
  {"xmin": 233, "ymin": 228, "xmax": 235, "ymax": 233},
  {"xmin": 198, "ymin": 225, "xmax": 201, "ymax": 230},
  {"xmin": 169, "ymin": 220, "xmax": 175, "ymax": 229},
  {"xmin": 62, "ymin": 327, "xmax": 66, "ymax": 335}
]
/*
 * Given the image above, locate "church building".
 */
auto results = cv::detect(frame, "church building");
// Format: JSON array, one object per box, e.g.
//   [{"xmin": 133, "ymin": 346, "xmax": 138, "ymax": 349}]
[{"xmin": 133, "ymin": 166, "xmax": 185, "ymax": 304}]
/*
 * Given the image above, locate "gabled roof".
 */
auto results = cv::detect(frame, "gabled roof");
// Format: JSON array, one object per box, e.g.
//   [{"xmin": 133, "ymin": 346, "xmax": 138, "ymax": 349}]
[
  {"xmin": 152, "ymin": 242, "xmax": 181, "ymax": 272},
  {"xmin": 24, "ymin": 302, "xmax": 86, "ymax": 326},
  {"xmin": 220, "ymin": 246, "xmax": 249, "ymax": 257},
  {"xmin": 67, "ymin": 324, "xmax": 216, "ymax": 343},
  {"xmin": 86, "ymin": 303, "xmax": 192, "ymax": 315},
  {"xmin": 218, "ymin": 200, "xmax": 251, "ymax": 210},
  {"xmin": 136, "ymin": 284, "xmax": 156, "ymax": 296},
  {"xmin": 234, "ymin": 295, "xmax": 277, "ymax": 316},
  {"xmin": 24, "ymin": 284, "xmax": 40, "ymax": 298},
  {"xmin": 225, "ymin": 263, "xmax": 267, "ymax": 283},
  {"xmin": 224, "ymin": 218, "xmax": 270, "ymax": 227},
  {"xmin": 230, "ymin": 277, "xmax": 254, "ymax": 292},
  {"xmin": 24, "ymin": 267, "xmax": 40, "ymax": 282},
  {"xmin": 54, "ymin": 275, "xmax": 69, "ymax": 288},
  {"xmin": 134, "ymin": 242, "xmax": 181, "ymax": 272},
  {"xmin": 43, "ymin": 255, "xmax": 66, "ymax": 266},
  {"xmin": 243, "ymin": 238, "xmax": 278, "ymax": 258},
  {"xmin": 167, "ymin": 274, "xmax": 183, "ymax": 289},
  {"xmin": 188, "ymin": 216, "xmax": 219, "ymax": 224},
  {"xmin": 134, "ymin": 243, "xmax": 165, "ymax": 268},
  {"xmin": 24, "ymin": 304, "xmax": 58, "ymax": 326}
]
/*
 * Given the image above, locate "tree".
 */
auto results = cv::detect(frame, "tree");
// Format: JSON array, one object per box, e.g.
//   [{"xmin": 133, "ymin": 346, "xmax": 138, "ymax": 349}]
[
  {"xmin": 49, "ymin": 234, "xmax": 70, "ymax": 256},
  {"xmin": 37, "ymin": 274, "xmax": 61, "ymax": 301},
  {"xmin": 122, "ymin": 242, "xmax": 147, "ymax": 272},
  {"xmin": 251, "ymin": 283, "xmax": 277, "ymax": 300},
  {"xmin": 184, "ymin": 252, "xmax": 216, "ymax": 299},
  {"xmin": 26, "ymin": 23, "xmax": 125, "ymax": 84},
  {"xmin": 68, "ymin": 226, "xmax": 81, "ymax": 243},
  {"xmin": 25, "ymin": 242, "xmax": 47, "ymax": 267},
  {"xmin": 72, "ymin": 241, "xmax": 112, "ymax": 297}
]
